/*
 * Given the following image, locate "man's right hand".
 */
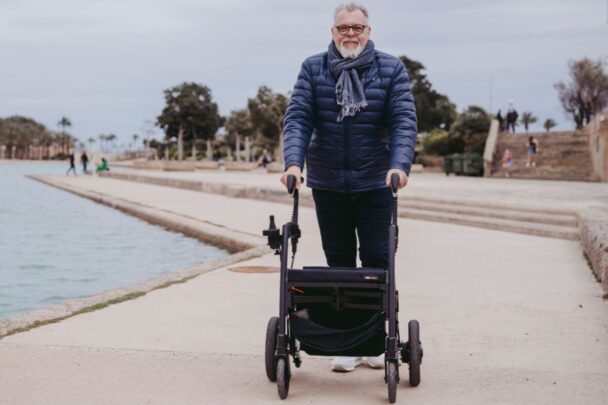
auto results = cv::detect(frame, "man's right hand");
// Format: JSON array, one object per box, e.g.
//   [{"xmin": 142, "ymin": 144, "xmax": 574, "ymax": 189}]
[{"xmin": 280, "ymin": 165, "xmax": 302, "ymax": 190}]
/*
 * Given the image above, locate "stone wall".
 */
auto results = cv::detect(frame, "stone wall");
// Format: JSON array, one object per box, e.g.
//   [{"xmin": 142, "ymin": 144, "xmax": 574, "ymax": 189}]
[
  {"xmin": 588, "ymin": 113, "xmax": 608, "ymax": 182},
  {"xmin": 580, "ymin": 208, "xmax": 608, "ymax": 295}
]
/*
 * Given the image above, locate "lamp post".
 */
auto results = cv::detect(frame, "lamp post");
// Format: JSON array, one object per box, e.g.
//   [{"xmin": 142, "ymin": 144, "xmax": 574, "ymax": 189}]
[{"xmin": 489, "ymin": 69, "xmax": 510, "ymax": 114}]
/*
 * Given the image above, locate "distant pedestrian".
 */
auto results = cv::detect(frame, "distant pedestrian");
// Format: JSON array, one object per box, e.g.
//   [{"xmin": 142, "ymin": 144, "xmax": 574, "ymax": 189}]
[
  {"xmin": 81, "ymin": 151, "xmax": 89, "ymax": 174},
  {"xmin": 501, "ymin": 148, "xmax": 513, "ymax": 177},
  {"xmin": 506, "ymin": 106, "xmax": 518, "ymax": 133},
  {"xmin": 496, "ymin": 110, "xmax": 504, "ymax": 132},
  {"xmin": 96, "ymin": 157, "xmax": 110, "ymax": 174},
  {"xmin": 258, "ymin": 149, "xmax": 272, "ymax": 168},
  {"xmin": 526, "ymin": 136, "xmax": 539, "ymax": 167},
  {"xmin": 66, "ymin": 152, "xmax": 77, "ymax": 176}
]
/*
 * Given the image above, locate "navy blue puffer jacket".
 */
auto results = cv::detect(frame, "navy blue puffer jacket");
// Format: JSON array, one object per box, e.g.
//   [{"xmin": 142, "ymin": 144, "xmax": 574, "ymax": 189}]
[{"xmin": 283, "ymin": 49, "xmax": 417, "ymax": 193}]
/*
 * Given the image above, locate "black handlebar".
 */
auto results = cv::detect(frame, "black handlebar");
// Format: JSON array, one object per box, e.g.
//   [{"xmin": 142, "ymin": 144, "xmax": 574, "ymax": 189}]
[
  {"xmin": 286, "ymin": 174, "xmax": 297, "ymax": 195},
  {"xmin": 390, "ymin": 172, "xmax": 400, "ymax": 196}
]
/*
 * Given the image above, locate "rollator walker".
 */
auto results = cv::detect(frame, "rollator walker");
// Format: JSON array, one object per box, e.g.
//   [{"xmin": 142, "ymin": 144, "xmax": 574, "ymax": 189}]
[{"xmin": 262, "ymin": 173, "xmax": 423, "ymax": 403}]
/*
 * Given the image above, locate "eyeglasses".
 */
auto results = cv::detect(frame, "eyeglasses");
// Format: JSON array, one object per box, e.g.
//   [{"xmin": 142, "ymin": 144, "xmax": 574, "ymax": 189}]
[{"xmin": 335, "ymin": 24, "xmax": 367, "ymax": 35}]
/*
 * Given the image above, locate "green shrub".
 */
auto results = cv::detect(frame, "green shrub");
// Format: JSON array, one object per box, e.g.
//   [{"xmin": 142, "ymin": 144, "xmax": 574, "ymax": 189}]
[{"xmin": 423, "ymin": 129, "xmax": 450, "ymax": 155}]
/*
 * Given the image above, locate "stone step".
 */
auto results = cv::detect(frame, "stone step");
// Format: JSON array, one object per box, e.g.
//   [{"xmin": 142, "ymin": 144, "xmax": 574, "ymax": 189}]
[
  {"xmin": 491, "ymin": 172, "xmax": 593, "ymax": 181},
  {"xmin": 402, "ymin": 200, "xmax": 578, "ymax": 227},
  {"xmin": 101, "ymin": 171, "xmax": 581, "ymax": 240},
  {"xmin": 400, "ymin": 207, "xmax": 579, "ymax": 240}
]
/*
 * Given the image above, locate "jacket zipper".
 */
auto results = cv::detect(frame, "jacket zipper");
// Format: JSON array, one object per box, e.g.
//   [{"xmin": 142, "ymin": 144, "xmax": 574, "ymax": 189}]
[{"xmin": 344, "ymin": 116, "xmax": 352, "ymax": 193}]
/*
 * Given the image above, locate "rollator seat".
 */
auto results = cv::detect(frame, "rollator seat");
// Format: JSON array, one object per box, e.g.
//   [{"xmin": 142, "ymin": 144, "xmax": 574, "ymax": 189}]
[{"xmin": 288, "ymin": 266, "xmax": 386, "ymax": 284}]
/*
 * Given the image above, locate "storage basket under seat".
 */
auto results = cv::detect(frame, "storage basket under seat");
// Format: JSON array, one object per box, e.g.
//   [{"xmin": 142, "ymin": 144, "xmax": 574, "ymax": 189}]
[
  {"xmin": 290, "ymin": 308, "xmax": 386, "ymax": 356},
  {"xmin": 287, "ymin": 266, "xmax": 388, "ymax": 356}
]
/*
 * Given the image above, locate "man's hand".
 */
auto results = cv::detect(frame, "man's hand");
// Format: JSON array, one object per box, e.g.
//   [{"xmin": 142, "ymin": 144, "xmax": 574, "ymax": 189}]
[
  {"xmin": 386, "ymin": 168, "xmax": 408, "ymax": 189},
  {"xmin": 281, "ymin": 165, "xmax": 302, "ymax": 190}
]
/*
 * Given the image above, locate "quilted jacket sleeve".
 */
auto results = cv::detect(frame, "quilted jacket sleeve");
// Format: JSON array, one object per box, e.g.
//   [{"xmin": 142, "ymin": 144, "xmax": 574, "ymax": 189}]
[
  {"xmin": 386, "ymin": 61, "xmax": 418, "ymax": 175},
  {"xmin": 283, "ymin": 60, "xmax": 315, "ymax": 170}
]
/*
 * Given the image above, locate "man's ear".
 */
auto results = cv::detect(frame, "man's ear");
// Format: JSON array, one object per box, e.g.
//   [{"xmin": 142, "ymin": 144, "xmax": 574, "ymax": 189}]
[{"xmin": 368, "ymin": 26, "xmax": 372, "ymax": 35}]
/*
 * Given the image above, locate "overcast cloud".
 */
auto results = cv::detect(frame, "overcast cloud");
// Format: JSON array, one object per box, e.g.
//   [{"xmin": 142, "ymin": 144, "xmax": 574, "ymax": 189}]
[{"xmin": 1, "ymin": 0, "xmax": 607, "ymax": 144}]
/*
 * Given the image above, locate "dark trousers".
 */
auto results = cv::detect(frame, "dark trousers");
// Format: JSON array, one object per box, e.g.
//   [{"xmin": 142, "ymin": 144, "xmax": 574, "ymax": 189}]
[{"xmin": 312, "ymin": 187, "xmax": 392, "ymax": 269}]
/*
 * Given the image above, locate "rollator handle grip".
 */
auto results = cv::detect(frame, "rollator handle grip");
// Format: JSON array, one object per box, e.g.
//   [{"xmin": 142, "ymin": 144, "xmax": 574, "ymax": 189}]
[
  {"xmin": 286, "ymin": 174, "xmax": 297, "ymax": 195},
  {"xmin": 390, "ymin": 173, "xmax": 400, "ymax": 195}
]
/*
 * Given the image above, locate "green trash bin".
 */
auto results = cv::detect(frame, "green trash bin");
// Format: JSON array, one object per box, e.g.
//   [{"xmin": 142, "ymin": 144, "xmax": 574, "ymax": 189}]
[
  {"xmin": 452, "ymin": 153, "xmax": 464, "ymax": 175},
  {"xmin": 463, "ymin": 153, "xmax": 483, "ymax": 176},
  {"xmin": 443, "ymin": 155, "xmax": 453, "ymax": 175}
]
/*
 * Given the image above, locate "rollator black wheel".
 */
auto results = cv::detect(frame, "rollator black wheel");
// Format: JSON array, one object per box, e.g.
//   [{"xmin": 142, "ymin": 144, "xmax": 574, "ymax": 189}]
[
  {"xmin": 407, "ymin": 320, "xmax": 422, "ymax": 387},
  {"xmin": 265, "ymin": 317, "xmax": 279, "ymax": 382},
  {"xmin": 277, "ymin": 358, "xmax": 290, "ymax": 400},
  {"xmin": 387, "ymin": 362, "xmax": 398, "ymax": 403}
]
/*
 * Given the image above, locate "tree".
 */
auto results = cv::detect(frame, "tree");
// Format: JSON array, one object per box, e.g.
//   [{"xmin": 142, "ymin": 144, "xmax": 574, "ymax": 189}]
[
  {"xmin": 106, "ymin": 134, "xmax": 117, "ymax": 153},
  {"xmin": 520, "ymin": 112, "xmax": 537, "ymax": 133},
  {"xmin": 399, "ymin": 56, "xmax": 457, "ymax": 132},
  {"xmin": 555, "ymin": 58, "xmax": 608, "ymax": 129},
  {"xmin": 543, "ymin": 118, "xmax": 557, "ymax": 132},
  {"xmin": 98, "ymin": 134, "xmax": 106, "ymax": 153},
  {"xmin": 132, "ymin": 134, "xmax": 139, "ymax": 151},
  {"xmin": 57, "ymin": 116, "xmax": 72, "ymax": 154},
  {"xmin": 156, "ymin": 82, "xmax": 223, "ymax": 160},
  {"xmin": 225, "ymin": 108, "xmax": 255, "ymax": 161},
  {"xmin": 422, "ymin": 129, "xmax": 450, "ymax": 156},
  {"xmin": 448, "ymin": 105, "xmax": 492, "ymax": 154},
  {"xmin": 247, "ymin": 86, "xmax": 288, "ymax": 160},
  {"xmin": 0, "ymin": 116, "xmax": 49, "ymax": 159}
]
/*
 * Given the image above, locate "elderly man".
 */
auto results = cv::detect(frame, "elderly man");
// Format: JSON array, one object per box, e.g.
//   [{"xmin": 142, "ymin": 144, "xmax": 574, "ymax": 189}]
[{"xmin": 281, "ymin": 3, "xmax": 417, "ymax": 372}]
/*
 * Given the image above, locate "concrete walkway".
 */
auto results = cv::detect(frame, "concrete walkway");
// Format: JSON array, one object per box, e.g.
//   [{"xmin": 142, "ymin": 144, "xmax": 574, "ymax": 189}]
[
  {"xmin": 1, "ymin": 175, "xmax": 607, "ymax": 404},
  {"xmin": 110, "ymin": 167, "xmax": 608, "ymax": 211}
]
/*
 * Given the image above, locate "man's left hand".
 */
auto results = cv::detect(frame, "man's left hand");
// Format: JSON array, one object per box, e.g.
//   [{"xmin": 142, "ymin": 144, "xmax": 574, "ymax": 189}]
[{"xmin": 385, "ymin": 169, "xmax": 408, "ymax": 189}]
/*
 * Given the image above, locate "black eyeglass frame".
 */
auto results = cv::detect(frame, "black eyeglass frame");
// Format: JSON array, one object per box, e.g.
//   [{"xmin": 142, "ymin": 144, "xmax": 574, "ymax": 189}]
[{"xmin": 334, "ymin": 24, "xmax": 367, "ymax": 35}]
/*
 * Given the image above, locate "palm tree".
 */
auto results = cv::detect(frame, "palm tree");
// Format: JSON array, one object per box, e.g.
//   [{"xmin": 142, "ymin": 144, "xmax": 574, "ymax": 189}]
[
  {"xmin": 132, "ymin": 134, "xmax": 139, "ymax": 152},
  {"xmin": 543, "ymin": 119, "xmax": 557, "ymax": 132},
  {"xmin": 520, "ymin": 112, "xmax": 537, "ymax": 133},
  {"xmin": 106, "ymin": 134, "xmax": 117, "ymax": 153},
  {"xmin": 57, "ymin": 116, "xmax": 72, "ymax": 154},
  {"xmin": 98, "ymin": 134, "xmax": 106, "ymax": 153}
]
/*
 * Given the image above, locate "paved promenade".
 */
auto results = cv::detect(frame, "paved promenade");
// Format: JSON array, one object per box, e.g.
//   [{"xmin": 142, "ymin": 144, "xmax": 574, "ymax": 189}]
[
  {"xmin": 110, "ymin": 166, "xmax": 608, "ymax": 211},
  {"xmin": 1, "ymin": 173, "xmax": 607, "ymax": 404}
]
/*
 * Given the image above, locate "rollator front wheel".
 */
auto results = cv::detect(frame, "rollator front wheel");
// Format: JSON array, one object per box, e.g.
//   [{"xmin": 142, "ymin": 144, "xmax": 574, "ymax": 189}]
[
  {"xmin": 407, "ymin": 320, "xmax": 422, "ymax": 387},
  {"xmin": 387, "ymin": 361, "xmax": 398, "ymax": 403},
  {"xmin": 265, "ymin": 317, "xmax": 279, "ymax": 382},
  {"xmin": 277, "ymin": 357, "xmax": 291, "ymax": 399}
]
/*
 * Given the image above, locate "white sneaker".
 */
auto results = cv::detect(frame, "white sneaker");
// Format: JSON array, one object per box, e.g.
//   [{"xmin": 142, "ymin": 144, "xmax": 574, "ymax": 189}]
[
  {"xmin": 331, "ymin": 357, "xmax": 362, "ymax": 372},
  {"xmin": 365, "ymin": 354, "xmax": 385, "ymax": 369}
]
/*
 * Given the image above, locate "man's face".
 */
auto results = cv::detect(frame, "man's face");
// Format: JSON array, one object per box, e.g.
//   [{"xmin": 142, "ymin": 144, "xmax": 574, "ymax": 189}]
[{"xmin": 331, "ymin": 9, "xmax": 371, "ymax": 59}]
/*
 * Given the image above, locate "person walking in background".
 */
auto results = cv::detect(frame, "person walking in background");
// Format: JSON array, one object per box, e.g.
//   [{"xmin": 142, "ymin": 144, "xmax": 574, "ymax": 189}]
[
  {"xmin": 81, "ymin": 151, "xmax": 89, "ymax": 174},
  {"xmin": 496, "ymin": 110, "xmax": 504, "ymax": 132},
  {"xmin": 66, "ymin": 152, "xmax": 77, "ymax": 176},
  {"xmin": 501, "ymin": 148, "xmax": 513, "ymax": 177},
  {"xmin": 506, "ymin": 103, "xmax": 518, "ymax": 133},
  {"xmin": 526, "ymin": 136, "xmax": 539, "ymax": 167}
]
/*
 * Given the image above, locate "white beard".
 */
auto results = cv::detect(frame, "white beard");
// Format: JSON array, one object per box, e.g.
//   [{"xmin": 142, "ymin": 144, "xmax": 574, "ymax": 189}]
[{"xmin": 338, "ymin": 41, "xmax": 363, "ymax": 59}]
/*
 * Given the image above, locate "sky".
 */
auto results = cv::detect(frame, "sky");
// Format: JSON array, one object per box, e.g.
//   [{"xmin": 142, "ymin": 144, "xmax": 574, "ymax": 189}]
[{"xmin": 1, "ymin": 0, "xmax": 607, "ymax": 146}]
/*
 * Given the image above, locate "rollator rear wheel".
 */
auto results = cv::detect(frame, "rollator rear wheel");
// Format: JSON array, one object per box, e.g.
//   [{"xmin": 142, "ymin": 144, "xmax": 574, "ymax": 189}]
[
  {"xmin": 277, "ymin": 358, "xmax": 290, "ymax": 399},
  {"xmin": 408, "ymin": 320, "xmax": 422, "ymax": 387},
  {"xmin": 265, "ymin": 317, "xmax": 279, "ymax": 382},
  {"xmin": 387, "ymin": 362, "xmax": 398, "ymax": 403}
]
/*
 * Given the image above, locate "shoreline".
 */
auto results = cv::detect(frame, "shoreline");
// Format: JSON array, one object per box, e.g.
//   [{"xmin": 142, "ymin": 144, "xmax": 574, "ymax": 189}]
[{"xmin": 0, "ymin": 175, "xmax": 267, "ymax": 338}]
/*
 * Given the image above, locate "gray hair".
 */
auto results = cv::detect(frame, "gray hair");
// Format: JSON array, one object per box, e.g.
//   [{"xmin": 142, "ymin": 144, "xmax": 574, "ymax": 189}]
[{"xmin": 334, "ymin": 2, "xmax": 369, "ymax": 23}]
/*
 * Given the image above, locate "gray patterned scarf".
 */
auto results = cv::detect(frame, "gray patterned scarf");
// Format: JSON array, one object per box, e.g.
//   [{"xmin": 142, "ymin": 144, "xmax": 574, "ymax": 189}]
[{"xmin": 328, "ymin": 40, "xmax": 375, "ymax": 122}]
